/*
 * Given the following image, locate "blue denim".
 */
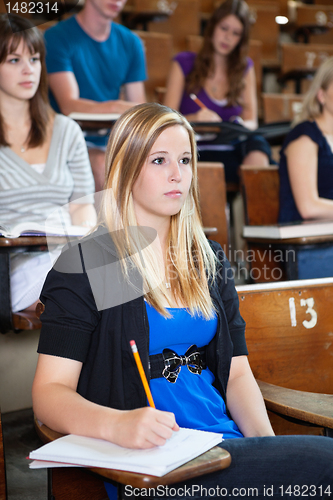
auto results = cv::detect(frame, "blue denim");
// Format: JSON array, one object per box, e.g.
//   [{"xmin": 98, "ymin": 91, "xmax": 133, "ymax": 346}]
[{"xmin": 108, "ymin": 435, "xmax": 333, "ymax": 499}]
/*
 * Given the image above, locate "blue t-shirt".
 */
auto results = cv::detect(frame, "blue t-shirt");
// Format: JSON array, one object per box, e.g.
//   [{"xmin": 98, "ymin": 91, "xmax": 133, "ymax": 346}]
[
  {"xmin": 146, "ymin": 302, "xmax": 243, "ymax": 440},
  {"xmin": 279, "ymin": 120, "xmax": 333, "ymax": 223},
  {"xmin": 44, "ymin": 16, "xmax": 147, "ymax": 146}
]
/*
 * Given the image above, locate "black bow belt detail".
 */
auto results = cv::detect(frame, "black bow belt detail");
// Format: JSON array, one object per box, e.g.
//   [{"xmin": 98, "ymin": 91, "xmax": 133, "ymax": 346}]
[{"xmin": 149, "ymin": 345, "xmax": 207, "ymax": 383}]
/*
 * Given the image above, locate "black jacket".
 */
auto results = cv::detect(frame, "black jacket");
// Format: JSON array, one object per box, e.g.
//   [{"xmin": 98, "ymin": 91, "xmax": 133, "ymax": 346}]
[{"xmin": 39, "ymin": 227, "xmax": 247, "ymax": 411}]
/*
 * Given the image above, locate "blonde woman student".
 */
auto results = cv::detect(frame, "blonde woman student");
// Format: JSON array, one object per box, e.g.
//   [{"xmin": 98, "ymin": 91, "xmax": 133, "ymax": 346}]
[{"xmin": 32, "ymin": 103, "xmax": 333, "ymax": 500}]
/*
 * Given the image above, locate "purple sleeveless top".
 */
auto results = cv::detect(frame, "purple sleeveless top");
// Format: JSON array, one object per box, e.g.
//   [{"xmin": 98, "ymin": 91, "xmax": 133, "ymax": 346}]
[{"xmin": 175, "ymin": 51, "xmax": 253, "ymax": 120}]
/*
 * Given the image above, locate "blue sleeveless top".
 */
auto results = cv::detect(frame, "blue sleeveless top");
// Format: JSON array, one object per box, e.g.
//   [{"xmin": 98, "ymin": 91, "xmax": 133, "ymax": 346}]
[
  {"xmin": 279, "ymin": 120, "xmax": 333, "ymax": 223},
  {"xmin": 146, "ymin": 302, "xmax": 243, "ymax": 439}
]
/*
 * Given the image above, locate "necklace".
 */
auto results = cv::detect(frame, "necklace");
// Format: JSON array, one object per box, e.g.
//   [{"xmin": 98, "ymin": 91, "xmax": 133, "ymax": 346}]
[
  {"xmin": 21, "ymin": 146, "xmax": 25, "ymax": 153},
  {"xmin": 165, "ymin": 282, "xmax": 171, "ymax": 289}
]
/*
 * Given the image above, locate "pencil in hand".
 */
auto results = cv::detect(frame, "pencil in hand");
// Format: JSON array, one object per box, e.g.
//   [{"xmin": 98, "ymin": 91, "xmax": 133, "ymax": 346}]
[
  {"xmin": 190, "ymin": 93, "xmax": 206, "ymax": 110},
  {"xmin": 130, "ymin": 340, "xmax": 156, "ymax": 408}
]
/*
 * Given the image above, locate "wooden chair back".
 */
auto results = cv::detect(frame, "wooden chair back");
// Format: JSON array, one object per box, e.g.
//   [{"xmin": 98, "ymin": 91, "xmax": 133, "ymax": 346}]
[
  {"xmin": 240, "ymin": 165, "xmax": 279, "ymax": 226},
  {"xmin": 146, "ymin": 0, "xmax": 200, "ymax": 54},
  {"xmin": 261, "ymin": 93, "xmax": 304, "ymax": 124},
  {"xmin": 237, "ymin": 278, "xmax": 333, "ymax": 434},
  {"xmin": 240, "ymin": 165, "xmax": 282, "ymax": 283},
  {"xmin": 197, "ymin": 162, "xmax": 229, "ymax": 250},
  {"xmin": 280, "ymin": 42, "xmax": 333, "ymax": 93},
  {"xmin": 281, "ymin": 42, "xmax": 333, "ymax": 73},
  {"xmin": 134, "ymin": 31, "xmax": 173, "ymax": 102},
  {"xmin": 291, "ymin": 3, "xmax": 333, "ymax": 45},
  {"xmin": 0, "ymin": 410, "xmax": 6, "ymax": 500},
  {"xmin": 246, "ymin": 0, "xmax": 280, "ymax": 65}
]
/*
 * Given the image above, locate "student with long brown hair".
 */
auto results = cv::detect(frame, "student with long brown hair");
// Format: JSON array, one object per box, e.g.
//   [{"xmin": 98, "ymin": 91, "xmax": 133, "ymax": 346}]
[
  {"xmin": 164, "ymin": 0, "xmax": 273, "ymax": 184},
  {"xmin": 0, "ymin": 14, "xmax": 96, "ymax": 313},
  {"xmin": 32, "ymin": 103, "xmax": 332, "ymax": 499}
]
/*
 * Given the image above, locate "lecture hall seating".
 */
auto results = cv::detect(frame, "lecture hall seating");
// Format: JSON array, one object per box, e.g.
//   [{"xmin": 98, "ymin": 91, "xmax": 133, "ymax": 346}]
[
  {"xmin": 134, "ymin": 30, "xmax": 173, "ymax": 102},
  {"xmin": 246, "ymin": 0, "xmax": 280, "ymax": 67},
  {"xmin": 237, "ymin": 278, "xmax": 333, "ymax": 436},
  {"xmin": 143, "ymin": 0, "xmax": 201, "ymax": 54},
  {"xmin": 197, "ymin": 162, "xmax": 229, "ymax": 250},
  {"xmin": 289, "ymin": 2, "xmax": 333, "ymax": 45},
  {"xmin": 280, "ymin": 42, "xmax": 333, "ymax": 94},
  {"xmin": 261, "ymin": 92, "xmax": 304, "ymax": 124},
  {"xmin": 240, "ymin": 164, "xmax": 333, "ymax": 283}
]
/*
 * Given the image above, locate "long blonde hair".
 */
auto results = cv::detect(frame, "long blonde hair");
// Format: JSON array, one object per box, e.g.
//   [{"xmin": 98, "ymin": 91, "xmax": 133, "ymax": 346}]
[
  {"xmin": 99, "ymin": 103, "xmax": 217, "ymax": 318},
  {"xmin": 293, "ymin": 57, "xmax": 333, "ymax": 126}
]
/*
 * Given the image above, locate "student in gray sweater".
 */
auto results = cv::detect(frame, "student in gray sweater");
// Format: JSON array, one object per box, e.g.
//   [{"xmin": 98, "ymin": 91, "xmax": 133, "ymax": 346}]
[{"xmin": 0, "ymin": 14, "xmax": 97, "ymax": 313}]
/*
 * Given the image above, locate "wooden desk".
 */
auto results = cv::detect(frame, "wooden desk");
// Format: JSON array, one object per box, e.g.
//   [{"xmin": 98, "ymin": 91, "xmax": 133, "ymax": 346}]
[
  {"xmin": 121, "ymin": 8, "xmax": 169, "ymax": 30},
  {"xmin": 278, "ymin": 68, "xmax": 316, "ymax": 94},
  {"xmin": 34, "ymin": 418, "xmax": 231, "ymax": 499},
  {"xmin": 0, "ymin": 236, "xmax": 71, "ymax": 333},
  {"xmin": 242, "ymin": 234, "xmax": 333, "ymax": 281},
  {"xmin": 0, "ymin": 237, "xmax": 47, "ymax": 333},
  {"xmin": 294, "ymin": 25, "xmax": 330, "ymax": 44}
]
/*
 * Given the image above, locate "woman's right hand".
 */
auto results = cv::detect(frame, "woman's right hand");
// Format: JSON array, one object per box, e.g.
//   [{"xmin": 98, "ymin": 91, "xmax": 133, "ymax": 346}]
[
  {"xmin": 109, "ymin": 407, "xmax": 179, "ymax": 449},
  {"xmin": 195, "ymin": 108, "xmax": 222, "ymax": 122}
]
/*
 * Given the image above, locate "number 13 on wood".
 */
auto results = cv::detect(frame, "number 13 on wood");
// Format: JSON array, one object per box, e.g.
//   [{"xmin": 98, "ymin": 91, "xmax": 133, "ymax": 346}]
[{"xmin": 289, "ymin": 297, "xmax": 317, "ymax": 329}]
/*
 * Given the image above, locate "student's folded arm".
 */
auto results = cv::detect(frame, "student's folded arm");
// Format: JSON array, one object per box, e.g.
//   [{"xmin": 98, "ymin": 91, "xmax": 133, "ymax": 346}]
[
  {"xmin": 286, "ymin": 136, "xmax": 333, "ymax": 219},
  {"xmin": 226, "ymin": 355, "xmax": 275, "ymax": 437},
  {"xmin": 240, "ymin": 66, "xmax": 258, "ymax": 130},
  {"xmin": 123, "ymin": 81, "xmax": 146, "ymax": 104},
  {"xmin": 48, "ymin": 72, "xmax": 140, "ymax": 115}
]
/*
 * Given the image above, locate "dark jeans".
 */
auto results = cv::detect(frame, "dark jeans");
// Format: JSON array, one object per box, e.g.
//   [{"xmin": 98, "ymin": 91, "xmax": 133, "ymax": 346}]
[{"xmin": 116, "ymin": 435, "xmax": 333, "ymax": 499}]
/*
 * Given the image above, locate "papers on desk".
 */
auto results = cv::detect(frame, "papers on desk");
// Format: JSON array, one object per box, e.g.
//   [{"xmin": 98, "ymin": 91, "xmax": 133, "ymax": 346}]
[
  {"xmin": 29, "ymin": 428, "xmax": 223, "ymax": 477},
  {"xmin": 69, "ymin": 112, "xmax": 121, "ymax": 122},
  {"xmin": 0, "ymin": 222, "xmax": 90, "ymax": 239},
  {"xmin": 243, "ymin": 219, "xmax": 333, "ymax": 239}
]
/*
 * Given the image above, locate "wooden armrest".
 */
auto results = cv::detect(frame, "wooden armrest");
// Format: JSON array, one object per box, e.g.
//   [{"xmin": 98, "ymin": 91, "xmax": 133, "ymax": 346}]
[
  {"xmin": 257, "ymin": 380, "xmax": 333, "ymax": 429},
  {"xmin": 12, "ymin": 311, "xmax": 41, "ymax": 331},
  {"xmin": 34, "ymin": 417, "xmax": 231, "ymax": 488}
]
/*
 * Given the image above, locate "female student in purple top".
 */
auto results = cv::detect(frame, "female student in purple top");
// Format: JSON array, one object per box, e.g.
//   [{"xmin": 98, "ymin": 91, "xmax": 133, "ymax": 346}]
[
  {"xmin": 164, "ymin": 0, "xmax": 273, "ymax": 183},
  {"xmin": 32, "ymin": 103, "xmax": 333, "ymax": 499}
]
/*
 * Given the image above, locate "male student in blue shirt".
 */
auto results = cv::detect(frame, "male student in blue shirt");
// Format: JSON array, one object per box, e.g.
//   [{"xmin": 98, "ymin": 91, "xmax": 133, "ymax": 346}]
[{"xmin": 44, "ymin": 0, "xmax": 147, "ymax": 191}]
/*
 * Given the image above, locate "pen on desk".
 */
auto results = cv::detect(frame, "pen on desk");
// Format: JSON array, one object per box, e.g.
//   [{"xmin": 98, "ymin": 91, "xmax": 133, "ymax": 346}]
[
  {"xmin": 130, "ymin": 340, "xmax": 156, "ymax": 408},
  {"xmin": 190, "ymin": 93, "xmax": 206, "ymax": 110}
]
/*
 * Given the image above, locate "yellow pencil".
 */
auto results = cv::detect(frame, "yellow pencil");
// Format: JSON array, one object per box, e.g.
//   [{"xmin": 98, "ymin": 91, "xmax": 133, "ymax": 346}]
[{"xmin": 130, "ymin": 340, "xmax": 156, "ymax": 408}]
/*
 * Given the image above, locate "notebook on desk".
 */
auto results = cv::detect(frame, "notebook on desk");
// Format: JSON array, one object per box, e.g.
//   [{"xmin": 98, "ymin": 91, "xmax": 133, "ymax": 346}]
[
  {"xmin": 243, "ymin": 219, "xmax": 333, "ymax": 239},
  {"xmin": 69, "ymin": 112, "xmax": 121, "ymax": 122},
  {"xmin": 29, "ymin": 428, "xmax": 223, "ymax": 477}
]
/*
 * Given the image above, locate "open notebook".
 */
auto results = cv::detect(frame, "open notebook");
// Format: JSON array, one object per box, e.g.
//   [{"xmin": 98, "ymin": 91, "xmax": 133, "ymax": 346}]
[
  {"xmin": 0, "ymin": 222, "xmax": 90, "ymax": 239},
  {"xmin": 29, "ymin": 427, "xmax": 223, "ymax": 477}
]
